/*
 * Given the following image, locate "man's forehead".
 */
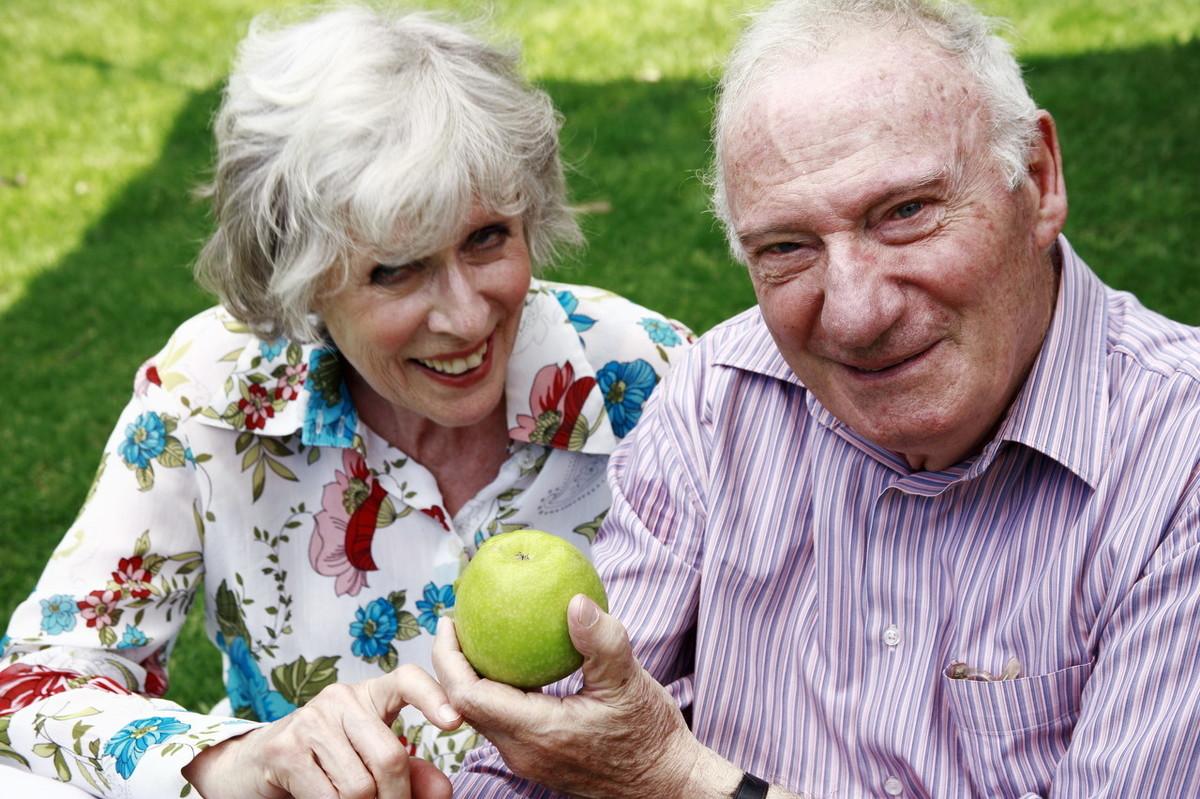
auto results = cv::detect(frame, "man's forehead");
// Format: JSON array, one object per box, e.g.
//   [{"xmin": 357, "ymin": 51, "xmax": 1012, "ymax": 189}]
[{"xmin": 724, "ymin": 29, "xmax": 981, "ymax": 165}]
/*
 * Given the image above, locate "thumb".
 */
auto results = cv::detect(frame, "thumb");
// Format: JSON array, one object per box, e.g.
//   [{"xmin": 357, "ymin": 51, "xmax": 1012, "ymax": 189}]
[{"xmin": 568, "ymin": 594, "xmax": 639, "ymax": 695}]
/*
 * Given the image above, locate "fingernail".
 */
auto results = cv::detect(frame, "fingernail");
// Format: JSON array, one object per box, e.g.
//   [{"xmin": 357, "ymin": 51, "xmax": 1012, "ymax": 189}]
[
  {"xmin": 572, "ymin": 595, "xmax": 600, "ymax": 628},
  {"xmin": 438, "ymin": 704, "xmax": 459, "ymax": 724}
]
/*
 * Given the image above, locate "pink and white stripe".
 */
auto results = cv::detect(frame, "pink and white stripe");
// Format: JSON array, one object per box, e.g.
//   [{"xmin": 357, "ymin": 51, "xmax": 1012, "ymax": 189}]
[{"xmin": 456, "ymin": 237, "xmax": 1200, "ymax": 798}]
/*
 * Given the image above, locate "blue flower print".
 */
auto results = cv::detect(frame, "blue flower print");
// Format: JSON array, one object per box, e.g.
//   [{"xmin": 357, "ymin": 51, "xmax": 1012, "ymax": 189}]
[
  {"xmin": 218, "ymin": 633, "xmax": 297, "ymax": 722},
  {"xmin": 103, "ymin": 715, "xmax": 191, "ymax": 779},
  {"xmin": 40, "ymin": 594, "xmax": 78, "ymax": 635},
  {"xmin": 117, "ymin": 624, "xmax": 149, "ymax": 650},
  {"xmin": 639, "ymin": 317, "xmax": 682, "ymax": 347},
  {"xmin": 303, "ymin": 347, "xmax": 359, "ymax": 447},
  {"xmin": 118, "ymin": 412, "xmax": 167, "ymax": 470},
  {"xmin": 554, "ymin": 290, "xmax": 596, "ymax": 334},
  {"xmin": 350, "ymin": 598, "xmax": 399, "ymax": 659},
  {"xmin": 416, "ymin": 582, "xmax": 455, "ymax": 634},
  {"xmin": 0, "ymin": 634, "xmax": 10, "ymax": 654},
  {"xmin": 596, "ymin": 359, "xmax": 659, "ymax": 438},
  {"xmin": 258, "ymin": 336, "xmax": 286, "ymax": 361}
]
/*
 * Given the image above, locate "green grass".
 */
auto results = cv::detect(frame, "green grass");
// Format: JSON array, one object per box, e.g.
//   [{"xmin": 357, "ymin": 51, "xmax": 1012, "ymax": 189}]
[{"xmin": 1, "ymin": 0, "xmax": 1197, "ymax": 713}]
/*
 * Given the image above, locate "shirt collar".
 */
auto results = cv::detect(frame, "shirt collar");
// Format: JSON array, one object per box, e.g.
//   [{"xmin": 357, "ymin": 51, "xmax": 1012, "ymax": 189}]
[
  {"xmin": 707, "ymin": 236, "xmax": 1108, "ymax": 487},
  {"xmin": 200, "ymin": 279, "xmax": 620, "ymax": 454},
  {"xmin": 986, "ymin": 236, "xmax": 1108, "ymax": 488}
]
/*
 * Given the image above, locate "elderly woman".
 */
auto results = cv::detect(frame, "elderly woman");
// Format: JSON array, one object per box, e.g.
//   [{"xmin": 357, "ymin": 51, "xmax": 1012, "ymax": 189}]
[{"xmin": 0, "ymin": 6, "xmax": 689, "ymax": 799}]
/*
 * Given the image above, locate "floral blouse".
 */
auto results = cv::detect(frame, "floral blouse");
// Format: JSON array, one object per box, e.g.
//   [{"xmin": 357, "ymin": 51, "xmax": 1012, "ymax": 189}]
[{"xmin": 0, "ymin": 280, "xmax": 691, "ymax": 797}]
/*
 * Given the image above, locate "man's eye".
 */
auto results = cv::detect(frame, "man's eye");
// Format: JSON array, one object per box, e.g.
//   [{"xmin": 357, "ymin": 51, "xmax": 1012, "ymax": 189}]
[
  {"xmin": 893, "ymin": 201, "xmax": 925, "ymax": 220},
  {"xmin": 466, "ymin": 223, "xmax": 511, "ymax": 250},
  {"xmin": 762, "ymin": 242, "xmax": 804, "ymax": 257}
]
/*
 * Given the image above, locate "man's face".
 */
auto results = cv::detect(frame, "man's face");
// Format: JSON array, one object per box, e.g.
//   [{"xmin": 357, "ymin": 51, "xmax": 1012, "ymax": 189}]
[{"xmin": 723, "ymin": 31, "xmax": 1063, "ymax": 471}]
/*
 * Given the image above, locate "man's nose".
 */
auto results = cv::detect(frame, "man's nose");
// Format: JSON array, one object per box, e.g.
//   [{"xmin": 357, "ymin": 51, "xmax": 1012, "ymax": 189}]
[
  {"xmin": 425, "ymin": 261, "xmax": 489, "ymax": 339},
  {"xmin": 817, "ymin": 240, "xmax": 904, "ymax": 349}
]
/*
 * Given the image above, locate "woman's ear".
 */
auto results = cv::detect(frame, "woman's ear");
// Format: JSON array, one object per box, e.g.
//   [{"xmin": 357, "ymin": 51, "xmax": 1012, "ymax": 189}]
[{"xmin": 1026, "ymin": 110, "xmax": 1068, "ymax": 250}]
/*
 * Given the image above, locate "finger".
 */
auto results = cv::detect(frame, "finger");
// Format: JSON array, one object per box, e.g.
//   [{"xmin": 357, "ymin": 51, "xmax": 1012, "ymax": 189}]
[
  {"xmin": 568, "ymin": 594, "xmax": 641, "ymax": 696},
  {"xmin": 310, "ymin": 726, "xmax": 377, "ymax": 799},
  {"xmin": 342, "ymin": 715, "xmax": 412, "ymax": 799},
  {"xmin": 434, "ymin": 617, "xmax": 554, "ymax": 729},
  {"xmin": 276, "ymin": 752, "xmax": 339, "ymax": 799},
  {"xmin": 410, "ymin": 758, "xmax": 453, "ymax": 799},
  {"xmin": 365, "ymin": 663, "xmax": 462, "ymax": 731}
]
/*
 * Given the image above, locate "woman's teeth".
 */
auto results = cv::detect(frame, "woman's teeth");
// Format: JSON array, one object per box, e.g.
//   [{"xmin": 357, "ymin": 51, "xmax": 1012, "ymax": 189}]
[{"xmin": 416, "ymin": 341, "xmax": 488, "ymax": 375}]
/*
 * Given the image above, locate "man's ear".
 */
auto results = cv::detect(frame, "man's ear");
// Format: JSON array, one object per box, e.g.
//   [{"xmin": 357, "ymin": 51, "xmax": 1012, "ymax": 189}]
[{"xmin": 1026, "ymin": 110, "xmax": 1068, "ymax": 250}]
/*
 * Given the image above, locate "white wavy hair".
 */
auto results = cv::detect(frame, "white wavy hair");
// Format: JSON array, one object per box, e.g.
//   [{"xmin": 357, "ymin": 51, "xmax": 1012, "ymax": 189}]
[
  {"xmin": 195, "ymin": 5, "xmax": 582, "ymax": 341},
  {"xmin": 710, "ymin": 0, "xmax": 1040, "ymax": 261}
]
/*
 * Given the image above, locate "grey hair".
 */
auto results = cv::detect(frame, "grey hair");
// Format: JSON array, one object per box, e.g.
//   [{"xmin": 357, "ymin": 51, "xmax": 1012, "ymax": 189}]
[
  {"xmin": 710, "ymin": 0, "xmax": 1040, "ymax": 261},
  {"xmin": 195, "ymin": 4, "xmax": 582, "ymax": 341}
]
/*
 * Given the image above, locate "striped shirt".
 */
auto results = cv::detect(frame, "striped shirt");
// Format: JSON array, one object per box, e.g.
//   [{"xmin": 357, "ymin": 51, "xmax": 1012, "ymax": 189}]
[{"xmin": 454, "ymin": 237, "xmax": 1200, "ymax": 798}]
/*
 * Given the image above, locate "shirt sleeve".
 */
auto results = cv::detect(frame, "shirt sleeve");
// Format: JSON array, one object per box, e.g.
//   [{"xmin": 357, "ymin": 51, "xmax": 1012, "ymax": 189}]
[
  {"xmin": 1038, "ymin": 482, "xmax": 1200, "ymax": 797},
  {"xmin": 0, "ymin": 389, "xmax": 263, "ymax": 797},
  {"xmin": 453, "ymin": 342, "xmax": 710, "ymax": 797}
]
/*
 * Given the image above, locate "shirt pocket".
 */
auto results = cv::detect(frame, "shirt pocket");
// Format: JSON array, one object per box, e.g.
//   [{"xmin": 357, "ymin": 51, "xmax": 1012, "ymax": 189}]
[{"xmin": 943, "ymin": 660, "xmax": 1092, "ymax": 799}]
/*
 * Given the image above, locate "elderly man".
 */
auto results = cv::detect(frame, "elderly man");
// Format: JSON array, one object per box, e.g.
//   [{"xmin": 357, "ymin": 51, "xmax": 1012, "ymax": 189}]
[{"xmin": 438, "ymin": 0, "xmax": 1200, "ymax": 797}]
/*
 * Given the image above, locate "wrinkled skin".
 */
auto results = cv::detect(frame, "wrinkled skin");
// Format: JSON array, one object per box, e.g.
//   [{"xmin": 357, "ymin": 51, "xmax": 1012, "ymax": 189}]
[
  {"xmin": 724, "ymin": 29, "xmax": 1067, "ymax": 471},
  {"xmin": 182, "ymin": 665, "xmax": 460, "ymax": 799},
  {"xmin": 434, "ymin": 597, "xmax": 703, "ymax": 798}
]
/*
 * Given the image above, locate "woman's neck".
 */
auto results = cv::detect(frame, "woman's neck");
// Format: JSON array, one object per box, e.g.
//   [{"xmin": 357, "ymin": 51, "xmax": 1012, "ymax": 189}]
[{"xmin": 347, "ymin": 373, "xmax": 512, "ymax": 518}]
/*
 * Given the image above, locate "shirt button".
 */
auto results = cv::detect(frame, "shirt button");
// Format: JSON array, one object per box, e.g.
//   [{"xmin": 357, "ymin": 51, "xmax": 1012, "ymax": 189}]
[
  {"xmin": 883, "ymin": 776, "xmax": 904, "ymax": 795},
  {"xmin": 882, "ymin": 624, "xmax": 902, "ymax": 647}
]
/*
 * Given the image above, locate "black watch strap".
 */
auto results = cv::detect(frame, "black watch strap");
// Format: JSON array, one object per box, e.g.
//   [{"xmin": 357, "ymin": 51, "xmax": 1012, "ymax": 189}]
[{"xmin": 733, "ymin": 772, "xmax": 769, "ymax": 799}]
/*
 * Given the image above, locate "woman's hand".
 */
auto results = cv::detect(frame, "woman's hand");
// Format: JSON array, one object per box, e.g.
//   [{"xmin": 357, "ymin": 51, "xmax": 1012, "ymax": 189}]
[
  {"xmin": 182, "ymin": 664, "xmax": 461, "ymax": 799},
  {"xmin": 433, "ymin": 595, "xmax": 706, "ymax": 798}
]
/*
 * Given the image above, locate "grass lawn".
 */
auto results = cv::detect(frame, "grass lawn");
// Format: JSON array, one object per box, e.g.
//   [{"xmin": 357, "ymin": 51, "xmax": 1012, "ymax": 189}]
[{"xmin": 1, "ymin": 0, "xmax": 1197, "ymax": 713}]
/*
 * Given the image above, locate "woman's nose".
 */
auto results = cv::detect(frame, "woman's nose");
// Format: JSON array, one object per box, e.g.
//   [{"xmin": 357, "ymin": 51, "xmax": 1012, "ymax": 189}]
[{"xmin": 425, "ymin": 261, "xmax": 489, "ymax": 340}]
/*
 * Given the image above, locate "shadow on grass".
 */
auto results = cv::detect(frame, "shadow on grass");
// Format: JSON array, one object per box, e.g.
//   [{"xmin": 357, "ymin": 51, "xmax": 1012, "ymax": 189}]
[{"xmin": 0, "ymin": 38, "xmax": 1196, "ymax": 711}]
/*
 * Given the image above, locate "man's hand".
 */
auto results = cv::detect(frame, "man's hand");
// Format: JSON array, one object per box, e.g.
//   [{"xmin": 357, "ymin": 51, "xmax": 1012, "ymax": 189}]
[
  {"xmin": 434, "ymin": 595, "xmax": 705, "ymax": 798},
  {"xmin": 181, "ymin": 665, "xmax": 461, "ymax": 799}
]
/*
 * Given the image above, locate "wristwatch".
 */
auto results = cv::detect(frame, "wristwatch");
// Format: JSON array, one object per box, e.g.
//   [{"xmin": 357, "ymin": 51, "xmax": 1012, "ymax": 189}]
[{"xmin": 733, "ymin": 772, "xmax": 769, "ymax": 799}]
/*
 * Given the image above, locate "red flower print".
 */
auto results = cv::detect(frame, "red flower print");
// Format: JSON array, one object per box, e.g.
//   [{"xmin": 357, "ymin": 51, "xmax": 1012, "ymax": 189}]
[
  {"xmin": 239, "ymin": 383, "xmax": 275, "ymax": 430},
  {"xmin": 0, "ymin": 663, "xmax": 128, "ymax": 716},
  {"xmin": 135, "ymin": 361, "xmax": 163, "ymax": 397},
  {"xmin": 274, "ymin": 362, "xmax": 308, "ymax": 402},
  {"xmin": 421, "ymin": 505, "xmax": 450, "ymax": 531},
  {"xmin": 112, "ymin": 556, "xmax": 153, "ymax": 600},
  {"xmin": 310, "ymin": 450, "xmax": 390, "ymax": 596},
  {"xmin": 509, "ymin": 363, "xmax": 597, "ymax": 449},
  {"xmin": 77, "ymin": 589, "xmax": 120, "ymax": 629},
  {"xmin": 141, "ymin": 648, "xmax": 169, "ymax": 697}
]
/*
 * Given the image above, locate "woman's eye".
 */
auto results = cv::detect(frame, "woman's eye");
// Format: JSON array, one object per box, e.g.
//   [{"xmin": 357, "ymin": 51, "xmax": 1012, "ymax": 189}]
[
  {"xmin": 893, "ymin": 201, "xmax": 925, "ymax": 220},
  {"xmin": 466, "ymin": 223, "xmax": 511, "ymax": 250},
  {"xmin": 370, "ymin": 263, "xmax": 417, "ymax": 286}
]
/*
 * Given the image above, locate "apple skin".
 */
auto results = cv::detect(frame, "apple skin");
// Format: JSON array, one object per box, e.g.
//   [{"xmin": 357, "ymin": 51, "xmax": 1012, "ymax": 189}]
[{"xmin": 454, "ymin": 529, "xmax": 608, "ymax": 689}]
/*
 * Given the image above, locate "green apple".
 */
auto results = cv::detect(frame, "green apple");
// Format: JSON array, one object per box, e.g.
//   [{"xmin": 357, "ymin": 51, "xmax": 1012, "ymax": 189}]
[{"xmin": 454, "ymin": 528, "xmax": 608, "ymax": 689}]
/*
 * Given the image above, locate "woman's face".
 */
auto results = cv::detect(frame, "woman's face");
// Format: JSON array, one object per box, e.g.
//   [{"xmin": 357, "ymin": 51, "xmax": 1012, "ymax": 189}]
[{"xmin": 317, "ymin": 205, "xmax": 532, "ymax": 430}]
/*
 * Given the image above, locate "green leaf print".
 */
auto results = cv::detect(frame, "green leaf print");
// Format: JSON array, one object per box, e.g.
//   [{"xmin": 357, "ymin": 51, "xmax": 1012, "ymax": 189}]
[
  {"xmin": 271, "ymin": 655, "xmax": 340, "ymax": 707},
  {"xmin": 311, "ymin": 351, "xmax": 344, "ymax": 406},
  {"xmin": 573, "ymin": 510, "xmax": 608, "ymax": 544},
  {"xmin": 130, "ymin": 531, "xmax": 150, "ymax": 560},
  {"xmin": 395, "ymin": 611, "xmax": 421, "ymax": 642},
  {"xmin": 135, "ymin": 466, "xmax": 154, "ymax": 492},
  {"xmin": 0, "ymin": 716, "xmax": 30, "ymax": 768},
  {"xmin": 568, "ymin": 414, "xmax": 590, "ymax": 451},
  {"xmin": 215, "ymin": 580, "xmax": 251, "ymax": 643},
  {"xmin": 158, "ymin": 438, "xmax": 188, "ymax": 468}
]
